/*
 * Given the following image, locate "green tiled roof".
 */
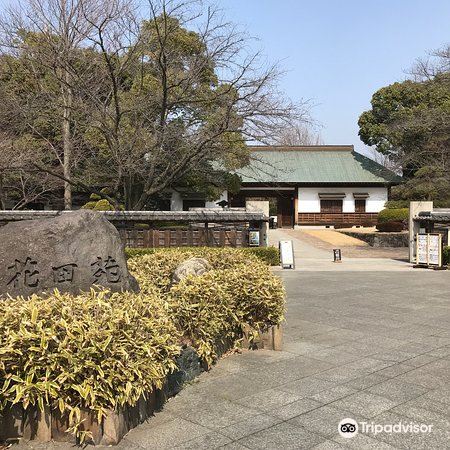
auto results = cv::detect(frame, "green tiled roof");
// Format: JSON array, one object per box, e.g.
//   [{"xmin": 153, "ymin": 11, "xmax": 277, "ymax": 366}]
[{"xmin": 237, "ymin": 146, "xmax": 401, "ymax": 184}]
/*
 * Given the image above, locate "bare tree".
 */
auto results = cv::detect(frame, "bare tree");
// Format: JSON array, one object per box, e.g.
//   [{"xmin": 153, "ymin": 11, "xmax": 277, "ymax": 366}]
[
  {"xmin": 272, "ymin": 121, "xmax": 322, "ymax": 146},
  {"xmin": 0, "ymin": 0, "xmax": 310, "ymax": 210},
  {"xmin": 409, "ymin": 44, "xmax": 450, "ymax": 81},
  {"xmin": 0, "ymin": 0, "xmax": 121, "ymax": 209},
  {"xmin": 367, "ymin": 147, "xmax": 399, "ymax": 172},
  {"xmin": 0, "ymin": 135, "xmax": 60, "ymax": 209}
]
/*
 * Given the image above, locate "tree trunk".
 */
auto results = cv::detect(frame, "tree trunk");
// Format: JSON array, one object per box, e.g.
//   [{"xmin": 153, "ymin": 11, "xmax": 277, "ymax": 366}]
[
  {"xmin": 0, "ymin": 172, "xmax": 6, "ymax": 210},
  {"xmin": 62, "ymin": 73, "xmax": 73, "ymax": 210}
]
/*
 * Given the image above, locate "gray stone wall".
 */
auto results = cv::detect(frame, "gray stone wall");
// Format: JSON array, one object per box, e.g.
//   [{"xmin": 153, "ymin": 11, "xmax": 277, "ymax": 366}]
[{"xmin": 339, "ymin": 231, "xmax": 409, "ymax": 247}]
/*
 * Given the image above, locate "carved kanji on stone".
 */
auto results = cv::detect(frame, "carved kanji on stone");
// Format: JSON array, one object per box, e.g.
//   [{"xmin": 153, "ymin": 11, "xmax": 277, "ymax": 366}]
[
  {"xmin": 7, "ymin": 257, "xmax": 40, "ymax": 288},
  {"xmin": 52, "ymin": 263, "xmax": 78, "ymax": 283},
  {"xmin": 91, "ymin": 256, "xmax": 122, "ymax": 283},
  {"xmin": 0, "ymin": 210, "xmax": 138, "ymax": 297}
]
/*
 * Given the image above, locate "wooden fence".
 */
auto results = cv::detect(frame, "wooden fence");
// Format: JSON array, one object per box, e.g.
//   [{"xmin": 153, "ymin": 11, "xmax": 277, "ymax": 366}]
[
  {"xmin": 119, "ymin": 228, "xmax": 249, "ymax": 248},
  {"xmin": 298, "ymin": 212, "xmax": 378, "ymax": 226}
]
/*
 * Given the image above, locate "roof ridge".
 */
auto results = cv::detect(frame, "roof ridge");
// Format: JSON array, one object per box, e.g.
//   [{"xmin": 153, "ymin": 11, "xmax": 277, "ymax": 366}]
[{"xmin": 248, "ymin": 145, "xmax": 354, "ymax": 151}]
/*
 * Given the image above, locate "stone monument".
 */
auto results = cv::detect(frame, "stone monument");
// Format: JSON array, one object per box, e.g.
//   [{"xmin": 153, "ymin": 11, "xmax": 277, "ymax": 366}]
[{"xmin": 0, "ymin": 210, "xmax": 138, "ymax": 298}]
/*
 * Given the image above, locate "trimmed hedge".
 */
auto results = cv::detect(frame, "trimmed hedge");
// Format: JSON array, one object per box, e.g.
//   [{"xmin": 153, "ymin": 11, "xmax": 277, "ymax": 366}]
[
  {"xmin": 125, "ymin": 246, "xmax": 280, "ymax": 266},
  {"xmin": 377, "ymin": 208, "xmax": 409, "ymax": 224},
  {"xmin": 444, "ymin": 246, "xmax": 450, "ymax": 265},
  {"xmin": 376, "ymin": 208, "xmax": 409, "ymax": 232},
  {"xmin": 376, "ymin": 221, "xmax": 404, "ymax": 232}
]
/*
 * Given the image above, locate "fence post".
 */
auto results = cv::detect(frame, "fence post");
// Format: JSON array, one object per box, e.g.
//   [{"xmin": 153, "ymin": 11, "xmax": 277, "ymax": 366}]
[
  {"xmin": 409, "ymin": 201, "xmax": 433, "ymax": 263},
  {"xmin": 205, "ymin": 222, "xmax": 209, "ymax": 247},
  {"xmin": 259, "ymin": 220, "xmax": 268, "ymax": 247}
]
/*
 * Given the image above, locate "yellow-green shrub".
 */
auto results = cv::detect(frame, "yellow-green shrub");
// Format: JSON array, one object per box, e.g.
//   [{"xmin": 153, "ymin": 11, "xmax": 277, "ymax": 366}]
[
  {"xmin": 128, "ymin": 249, "xmax": 285, "ymax": 366},
  {"xmin": 125, "ymin": 246, "xmax": 280, "ymax": 266},
  {"xmin": 0, "ymin": 248, "xmax": 285, "ymax": 440},
  {"xmin": 127, "ymin": 250, "xmax": 193, "ymax": 293},
  {"xmin": 167, "ymin": 262, "xmax": 285, "ymax": 366},
  {"xmin": 0, "ymin": 289, "xmax": 180, "ymax": 440},
  {"xmin": 169, "ymin": 273, "xmax": 236, "ymax": 364},
  {"xmin": 128, "ymin": 247, "xmax": 270, "ymax": 294},
  {"xmin": 215, "ymin": 262, "xmax": 285, "ymax": 331}
]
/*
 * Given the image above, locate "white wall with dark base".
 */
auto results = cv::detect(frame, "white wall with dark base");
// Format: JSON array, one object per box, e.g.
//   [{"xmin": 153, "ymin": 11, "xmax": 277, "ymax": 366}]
[{"xmin": 297, "ymin": 187, "xmax": 388, "ymax": 213}]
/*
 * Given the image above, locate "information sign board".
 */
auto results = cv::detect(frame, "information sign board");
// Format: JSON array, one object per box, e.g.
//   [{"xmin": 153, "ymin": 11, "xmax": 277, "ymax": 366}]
[
  {"xmin": 416, "ymin": 233, "xmax": 442, "ymax": 267},
  {"xmin": 279, "ymin": 240, "xmax": 294, "ymax": 269}
]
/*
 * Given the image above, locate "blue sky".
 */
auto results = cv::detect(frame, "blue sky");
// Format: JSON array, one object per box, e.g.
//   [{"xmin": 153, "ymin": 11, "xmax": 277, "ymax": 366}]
[
  {"xmin": 0, "ymin": 0, "xmax": 448, "ymax": 155},
  {"xmin": 221, "ymin": 0, "xmax": 450, "ymax": 154}
]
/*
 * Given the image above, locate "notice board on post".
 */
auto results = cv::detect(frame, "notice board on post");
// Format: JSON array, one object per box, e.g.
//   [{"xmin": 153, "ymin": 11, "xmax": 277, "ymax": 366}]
[
  {"xmin": 428, "ymin": 234, "xmax": 441, "ymax": 266},
  {"xmin": 248, "ymin": 230, "xmax": 260, "ymax": 247},
  {"xmin": 416, "ymin": 233, "xmax": 442, "ymax": 267},
  {"xmin": 416, "ymin": 234, "xmax": 428, "ymax": 265},
  {"xmin": 279, "ymin": 240, "xmax": 295, "ymax": 269}
]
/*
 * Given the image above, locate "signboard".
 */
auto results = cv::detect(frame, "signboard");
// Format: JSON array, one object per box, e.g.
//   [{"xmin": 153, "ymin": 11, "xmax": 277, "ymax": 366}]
[
  {"xmin": 428, "ymin": 234, "xmax": 441, "ymax": 266},
  {"xmin": 279, "ymin": 240, "xmax": 294, "ymax": 269},
  {"xmin": 416, "ymin": 233, "xmax": 442, "ymax": 267},
  {"xmin": 248, "ymin": 230, "xmax": 260, "ymax": 247},
  {"xmin": 416, "ymin": 234, "xmax": 428, "ymax": 265},
  {"xmin": 333, "ymin": 249, "xmax": 342, "ymax": 263}
]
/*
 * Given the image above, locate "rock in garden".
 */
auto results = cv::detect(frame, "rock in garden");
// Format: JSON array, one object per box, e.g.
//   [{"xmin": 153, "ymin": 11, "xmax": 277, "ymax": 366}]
[
  {"xmin": 172, "ymin": 257, "xmax": 211, "ymax": 284},
  {"xmin": 0, "ymin": 210, "xmax": 139, "ymax": 298}
]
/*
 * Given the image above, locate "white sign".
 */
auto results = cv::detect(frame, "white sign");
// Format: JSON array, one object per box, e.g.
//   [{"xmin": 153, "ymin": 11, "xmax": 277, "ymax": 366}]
[
  {"xmin": 279, "ymin": 240, "xmax": 294, "ymax": 269},
  {"xmin": 416, "ymin": 233, "xmax": 442, "ymax": 266},
  {"xmin": 416, "ymin": 234, "xmax": 428, "ymax": 265},
  {"xmin": 248, "ymin": 230, "xmax": 260, "ymax": 247},
  {"xmin": 428, "ymin": 234, "xmax": 441, "ymax": 266}
]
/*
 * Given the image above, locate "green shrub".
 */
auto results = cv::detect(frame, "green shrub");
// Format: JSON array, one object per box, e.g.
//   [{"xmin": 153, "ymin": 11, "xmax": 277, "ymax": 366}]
[
  {"xmin": 241, "ymin": 247, "xmax": 280, "ymax": 266},
  {"xmin": 134, "ymin": 223, "xmax": 150, "ymax": 229},
  {"xmin": 215, "ymin": 263, "xmax": 285, "ymax": 331},
  {"xmin": 81, "ymin": 197, "xmax": 124, "ymax": 211},
  {"xmin": 81, "ymin": 201, "xmax": 98, "ymax": 209},
  {"xmin": 81, "ymin": 198, "xmax": 115, "ymax": 211},
  {"xmin": 385, "ymin": 200, "xmax": 410, "ymax": 209},
  {"xmin": 125, "ymin": 246, "xmax": 280, "ymax": 266},
  {"xmin": 377, "ymin": 208, "xmax": 409, "ymax": 224},
  {"xmin": 443, "ymin": 246, "xmax": 450, "ymax": 265},
  {"xmin": 0, "ymin": 289, "xmax": 180, "ymax": 441},
  {"xmin": 95, "ymin": 199, "xmax": 115, "ymax": 211},
  {"xmin": 362, "ymin": 221, "xmax": 376, "ymax": 228},
  {"xmin": 376, "ymin": 221, "xmax": 404, "ymax": 232},
  {"xmin": 127, "ymin": 250, "xmax": 191, "ymax": 293}
]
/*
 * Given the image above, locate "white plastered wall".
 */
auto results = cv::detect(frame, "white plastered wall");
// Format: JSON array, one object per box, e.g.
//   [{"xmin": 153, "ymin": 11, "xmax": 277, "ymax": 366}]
[
  {"xmin": 170, "ymin": 190, "xmax": 228, "ymax": 211},
  {"xmin": 205, "ymin": 190, "xmax": 228, "ymax": 208},
  {"xmin": 297, "ymin": 187, "xmax": 388, "ymax": 213}
]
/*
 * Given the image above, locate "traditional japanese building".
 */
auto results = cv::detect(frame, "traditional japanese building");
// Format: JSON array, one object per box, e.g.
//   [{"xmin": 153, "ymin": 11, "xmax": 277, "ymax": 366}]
[{"xmin": 170, "ymin": 145, "xmax": 401, "ymax": 228}]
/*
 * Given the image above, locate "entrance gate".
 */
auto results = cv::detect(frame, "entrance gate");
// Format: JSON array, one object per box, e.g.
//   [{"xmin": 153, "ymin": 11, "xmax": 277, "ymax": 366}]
[{"xmin": 229, "ymin": 189, "xmax": 295, "ymax": 228}]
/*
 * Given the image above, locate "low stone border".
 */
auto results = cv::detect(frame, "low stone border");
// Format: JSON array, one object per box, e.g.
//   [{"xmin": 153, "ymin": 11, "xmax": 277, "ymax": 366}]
[
  {"xmin": 0, "ymin": 326, "xmax": 282, "ymax": 446},
  {"xmin": 339, "ymin": 230, "xmax": 409, "ymax": 247},
  {"xmin": 243, "ymin": 324, "xmax": 283, "ymax": 351}
]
